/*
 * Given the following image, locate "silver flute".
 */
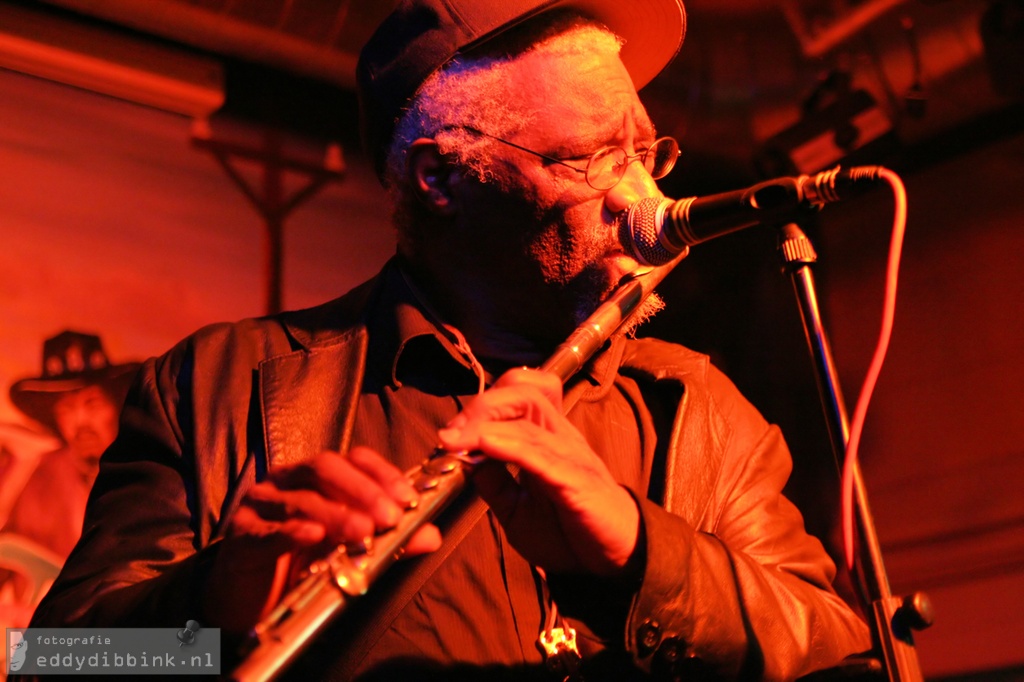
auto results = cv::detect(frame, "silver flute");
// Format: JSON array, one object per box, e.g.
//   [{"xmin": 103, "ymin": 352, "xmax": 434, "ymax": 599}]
[{"xmin": 230, "ymin": 258, "xmax": 683, "ymax": 682}]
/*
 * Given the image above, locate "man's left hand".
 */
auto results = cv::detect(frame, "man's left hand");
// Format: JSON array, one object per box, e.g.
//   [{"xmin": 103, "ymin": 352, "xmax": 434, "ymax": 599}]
[{"xmin": 438, "ymin": 368, "xmax": 640, "ymax": 577}]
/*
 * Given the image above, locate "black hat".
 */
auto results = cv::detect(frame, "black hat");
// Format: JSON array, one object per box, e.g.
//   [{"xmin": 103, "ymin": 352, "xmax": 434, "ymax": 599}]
[
  {"xmin": 9, "ymin": 330, "xmax": 140, "ymax": 433},
  {"xmin": 357, "ymin": 0, "xmax": 687, "ymax": 181}
]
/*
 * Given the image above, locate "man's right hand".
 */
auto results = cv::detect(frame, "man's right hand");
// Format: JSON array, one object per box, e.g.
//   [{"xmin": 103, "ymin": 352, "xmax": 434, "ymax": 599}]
[{"xmin": 203, "ymin": 446, "xmax": 442, "ymax": 633}]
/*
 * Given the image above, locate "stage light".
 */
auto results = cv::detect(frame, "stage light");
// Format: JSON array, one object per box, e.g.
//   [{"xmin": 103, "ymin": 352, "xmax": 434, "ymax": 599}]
[{"xmin": 756, "ymin": 72, "xmax": 898, "ymax": 177}]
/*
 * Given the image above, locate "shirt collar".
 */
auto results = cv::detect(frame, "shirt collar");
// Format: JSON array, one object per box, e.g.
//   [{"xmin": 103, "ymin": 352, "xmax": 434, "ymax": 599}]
[
  {"xmin": 362, "ymin": 261, "xmax": 484, "ymax": 391},
  {"xmin": 365, "ymin": 258, "xmax": 621, "ymax": 397}
]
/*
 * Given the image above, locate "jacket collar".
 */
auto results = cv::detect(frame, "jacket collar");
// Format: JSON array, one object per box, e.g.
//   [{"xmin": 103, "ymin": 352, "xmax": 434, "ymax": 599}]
[
  {"xmin": 256, "ymin": 258, "xmax": 484, "ymax": 468},
  {"xmin": 620, "ymin": 338, "xmax": 725, "ymax": 522},
  {"xmin": 257, "ymin": 263, "xmax": 393, "ymax": 467}
]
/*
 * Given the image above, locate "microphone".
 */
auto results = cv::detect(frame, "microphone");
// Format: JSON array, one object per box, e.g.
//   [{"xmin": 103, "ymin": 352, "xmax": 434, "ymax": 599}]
[{"xmin": 625, "ymin": 165, "xmax": 883, "ymax": 266}]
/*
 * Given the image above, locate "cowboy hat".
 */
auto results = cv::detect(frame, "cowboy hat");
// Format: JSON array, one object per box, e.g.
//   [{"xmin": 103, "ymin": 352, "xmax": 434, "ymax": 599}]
[{"xmin": 9, "ymin": 330, "xmax": 140, "ymax": 434}]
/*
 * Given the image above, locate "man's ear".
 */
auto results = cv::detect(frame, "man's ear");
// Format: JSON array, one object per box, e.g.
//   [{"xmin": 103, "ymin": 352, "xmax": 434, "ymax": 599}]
[{"xmin": 406, "ymin": 139, "xmax": 456, "ymax": 216}]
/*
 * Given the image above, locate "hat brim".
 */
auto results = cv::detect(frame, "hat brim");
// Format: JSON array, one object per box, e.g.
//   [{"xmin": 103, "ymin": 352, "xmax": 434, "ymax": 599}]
[
  {"xmin": 9, "ymin": 363, "xmax": 140, "ymax": 434},
  {"xmin": 546, "ymin": 0, "xmax": 686, "ymax": 90},
  {"xmin": 457, "ymin": 0, "xmax": 686, "ymax": 91}
]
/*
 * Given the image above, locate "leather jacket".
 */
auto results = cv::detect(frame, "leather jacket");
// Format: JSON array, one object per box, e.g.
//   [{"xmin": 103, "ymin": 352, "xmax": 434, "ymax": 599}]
[{"xmin": 32, "ymin": 265, "xmax": 869, "ymax": 680}]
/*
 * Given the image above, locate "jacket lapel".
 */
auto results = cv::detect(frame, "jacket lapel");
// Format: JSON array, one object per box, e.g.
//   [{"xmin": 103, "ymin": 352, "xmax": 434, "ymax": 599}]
[
  {"xmin": 255, "ymin": 269, "xmax": 385, "ymax": 469},
  {"xmin": 259, "ymin": 327, "xmax": 368, "ymax": 468},
  {"xmin": 623, "ymin": 338, "xmax": 728, "ymax": 527}
]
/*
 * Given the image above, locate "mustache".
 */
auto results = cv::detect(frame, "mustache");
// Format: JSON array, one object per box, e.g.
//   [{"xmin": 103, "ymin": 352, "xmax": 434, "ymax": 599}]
[
  {"xmin": 68, "ymin": 425, "xmax": 102, "ymax": 442},
  {"xmin": 67, "ymin": 425, "xmax": 104, "ymax": 446}
]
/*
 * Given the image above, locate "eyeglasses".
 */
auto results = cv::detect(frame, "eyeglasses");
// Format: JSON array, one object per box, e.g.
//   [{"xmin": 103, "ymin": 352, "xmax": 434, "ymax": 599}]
[{"xmin": 460, "ymin": 127, "xmax": 679, "ymax": 191}]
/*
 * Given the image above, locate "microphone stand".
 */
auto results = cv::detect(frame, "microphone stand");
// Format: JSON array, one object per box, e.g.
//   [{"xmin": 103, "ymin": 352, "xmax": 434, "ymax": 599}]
[{"xmin": 777, "ymin": 223, "xmax": 932, "ymax": 682}]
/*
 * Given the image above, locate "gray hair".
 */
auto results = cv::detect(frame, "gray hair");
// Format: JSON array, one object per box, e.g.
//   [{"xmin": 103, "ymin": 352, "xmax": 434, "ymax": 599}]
[{"xmin": 382, "ymin": 19, "xmax": 623, "ymax": 248}]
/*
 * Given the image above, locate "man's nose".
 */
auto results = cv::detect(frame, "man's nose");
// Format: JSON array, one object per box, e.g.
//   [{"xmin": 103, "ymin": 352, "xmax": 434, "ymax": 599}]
[
  {"xmin": 62, "ymin": 404, "xmax": 92, "ymax": 432},
  {"xmin": 603, "ymin": 160, "xmax": 662, "ymax": 215}
]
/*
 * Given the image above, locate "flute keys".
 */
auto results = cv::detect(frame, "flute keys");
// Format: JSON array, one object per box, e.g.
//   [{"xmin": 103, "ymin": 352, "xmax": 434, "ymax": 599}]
[
  {"xmin": 422, "ymin": 454, "xmax": 461, "ymax": 475},
  {"xmin": 413, "ymin": 452, "xmax": 464, "ymax": 491},
  {"xmin": 414, "ymin": 474, "xmax": 441, "ymax": 492},
  {"xmin": 406, "ymin": 449, "xmax": 472, "ymax": 492}
]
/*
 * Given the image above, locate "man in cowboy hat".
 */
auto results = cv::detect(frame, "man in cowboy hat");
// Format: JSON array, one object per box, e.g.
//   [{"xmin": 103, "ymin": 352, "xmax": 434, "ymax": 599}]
[
  {"xmin": 3, "ymin": 330, "xmax": 139, "ymax": 559},
  {"xmin": 33, "ymin": 1, "xmax": 870, "ymax": 679}
]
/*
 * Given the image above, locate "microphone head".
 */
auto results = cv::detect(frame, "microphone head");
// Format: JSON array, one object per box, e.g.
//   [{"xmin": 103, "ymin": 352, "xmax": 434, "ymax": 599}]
[{"xmin": 624, "ymin": 197, "xmax": 675, "ymax": 266}]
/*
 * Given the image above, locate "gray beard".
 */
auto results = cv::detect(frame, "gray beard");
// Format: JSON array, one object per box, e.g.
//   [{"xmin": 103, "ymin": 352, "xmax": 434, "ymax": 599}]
[
  {"xmin": 571, "ymin": 285, "xmax": 665, "ymax": 339},
  {"xmin": 619, "ymin": 291, "xmax": 665, "ymax": 337}
]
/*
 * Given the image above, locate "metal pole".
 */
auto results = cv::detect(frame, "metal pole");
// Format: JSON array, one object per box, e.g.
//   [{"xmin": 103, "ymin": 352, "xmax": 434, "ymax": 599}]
[{"xmin": 778, "ymin": 222, "xmax": 929, "ymax": 682}]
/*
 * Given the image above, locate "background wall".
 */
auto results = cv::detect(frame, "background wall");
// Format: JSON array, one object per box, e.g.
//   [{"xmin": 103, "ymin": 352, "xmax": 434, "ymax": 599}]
[
  {"xmin": 0, "ymin": 68, "xmax": 395, "ymax": 423},
  {"xmin": 819, "ymin": 135, "xmax": 1024, "ymax": 675}
]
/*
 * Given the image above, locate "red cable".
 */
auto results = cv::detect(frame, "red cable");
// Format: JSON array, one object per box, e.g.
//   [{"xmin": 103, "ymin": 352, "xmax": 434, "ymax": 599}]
[{"xmin": 843, "ymin": 168, "xmax": 908, "ymax": 569}]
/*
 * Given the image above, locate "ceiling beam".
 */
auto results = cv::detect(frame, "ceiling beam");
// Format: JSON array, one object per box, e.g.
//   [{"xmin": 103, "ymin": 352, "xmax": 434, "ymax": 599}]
[{"xmin": 0, "ymin": 3, "xmax": 224, "ymax": 116}]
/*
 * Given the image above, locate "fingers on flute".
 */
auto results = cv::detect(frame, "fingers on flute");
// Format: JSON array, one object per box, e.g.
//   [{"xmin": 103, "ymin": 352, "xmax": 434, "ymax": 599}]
[
  {"xmin": 253, "ymin": 448, "xmax": 418, "ymax": 546},
  {"xmin": 225, "ymin": 502, "xmax": 325, "ymax": 555},
  {"xmin": 347, "ymin": 446, "xmax": 419, "ymax": 509},
  {"xmin": 469, "ymin": 459, "xmax": 522, "ymax": 522},
  {"xmin": 406, "ymin": 525, "xmax": 443, "ymax": 555},
  {"xmin": 443, "ymin": 386, "xmax": 566, "ymax": 444},
  {"xmin": 241, "ymin": 482, "xmax": 375, "ymax": 548},
  {"xmin": 493, "ymin": 368, "xmax": 563, "ymax": 410},
  {"xmin": 440, "ymin": 409, "xmax": 585, "ymax": 480}
]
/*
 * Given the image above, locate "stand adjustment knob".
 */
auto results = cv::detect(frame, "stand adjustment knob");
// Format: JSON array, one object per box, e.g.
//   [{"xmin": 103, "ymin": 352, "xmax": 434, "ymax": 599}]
[{"xmin": 898, "ymin": 591, "xmax": 934, "ymax": 631}]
